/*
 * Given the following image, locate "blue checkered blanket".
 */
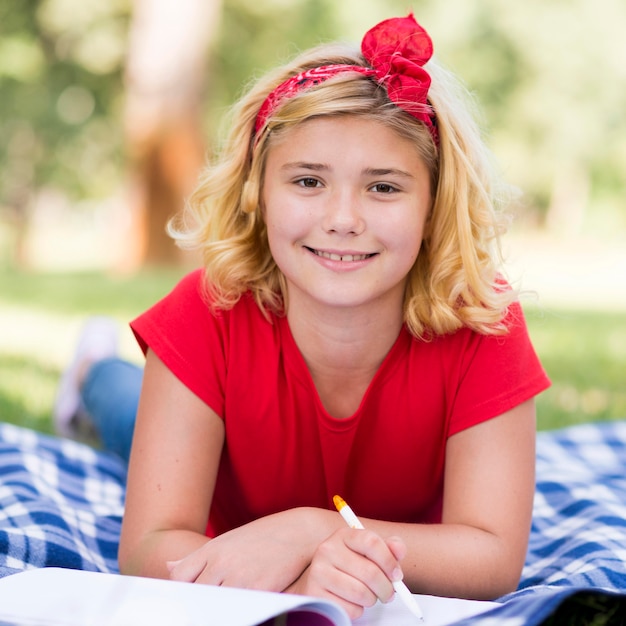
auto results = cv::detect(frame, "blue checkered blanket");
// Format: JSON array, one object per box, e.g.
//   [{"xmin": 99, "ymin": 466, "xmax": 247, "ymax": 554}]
[
  {"xmin": 2, "ymin": 420, "xmax": 626, "ymax": 624},
  {"xmin": 0, "ymin": 423, "xmax": 125, "ymax": 577}
]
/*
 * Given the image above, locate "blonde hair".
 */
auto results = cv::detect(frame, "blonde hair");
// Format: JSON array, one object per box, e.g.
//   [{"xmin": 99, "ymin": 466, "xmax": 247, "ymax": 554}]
[{"xmin": 170, "ymin": 42, "xmax": 516, "ymax": 338}]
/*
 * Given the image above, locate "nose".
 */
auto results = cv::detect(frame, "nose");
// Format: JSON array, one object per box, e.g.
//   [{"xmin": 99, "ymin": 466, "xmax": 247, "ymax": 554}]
[{"xmin": 322, "ymin": 188, "xmax": 365, "ymax": 235}]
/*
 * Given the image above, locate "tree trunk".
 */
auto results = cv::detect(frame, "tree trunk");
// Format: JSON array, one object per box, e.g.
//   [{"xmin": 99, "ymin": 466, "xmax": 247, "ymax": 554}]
[{"xmin": 120, "ymin": 0, "xmax": 222, "ymax": 269}]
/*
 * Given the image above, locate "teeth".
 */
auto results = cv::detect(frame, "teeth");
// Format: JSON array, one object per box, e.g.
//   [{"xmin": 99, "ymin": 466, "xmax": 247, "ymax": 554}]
[{"xmin": 314, "ymin": 250, "xmax": 371, "ymax": 262}]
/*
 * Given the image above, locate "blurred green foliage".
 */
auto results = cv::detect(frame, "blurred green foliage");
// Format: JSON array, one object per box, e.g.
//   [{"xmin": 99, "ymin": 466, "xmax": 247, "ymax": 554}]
[
  {"xmin": 1, "ymin": 0, "xmax": 625, "ymax": 236},
  {"xmin": 523, "ymin": 305, "xmax": 626, "ymax": 430},
  {"xmin": 0, "ymin": 265, "xmax": 184, "ymax": 316},
  {"xmin": 0, "ymin": 267, "xmax": 184, "ymax": 434},
  {"xmin": 0, "ymin": 0, "xmax": 130, "ymax": 204},
  {"xmin": 1, "ymin": 1, "xmax": 624, "ymax": 435}
]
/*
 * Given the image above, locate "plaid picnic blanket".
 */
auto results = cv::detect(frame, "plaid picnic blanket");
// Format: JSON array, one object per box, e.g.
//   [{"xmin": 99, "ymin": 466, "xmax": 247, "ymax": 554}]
[
  {"xmin": 459, "ymin": 420, "xmax": 626, "ymax": 624},
  {"xmin": 0, "ymin": 423, "xmax": 125, "ymax": 577},
  {"xmin": 1, "ymin": 420, "xmax": 626, "ymax": 623}
]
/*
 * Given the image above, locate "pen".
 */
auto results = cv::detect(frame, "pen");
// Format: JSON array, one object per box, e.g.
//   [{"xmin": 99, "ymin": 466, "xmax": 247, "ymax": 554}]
[{"xmin": 333, "ymin": 495, "xmax": 425, "ymax": 622}]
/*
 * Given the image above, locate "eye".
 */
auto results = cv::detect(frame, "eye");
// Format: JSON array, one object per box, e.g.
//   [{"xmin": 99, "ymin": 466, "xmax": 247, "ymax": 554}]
[
  {"xmin": 296, "ymin": 177, "xmax": 321, "ymax": 188},
  {"xmin": 370, "ymin": 183, "xmax": 398, "ymax": 194}
]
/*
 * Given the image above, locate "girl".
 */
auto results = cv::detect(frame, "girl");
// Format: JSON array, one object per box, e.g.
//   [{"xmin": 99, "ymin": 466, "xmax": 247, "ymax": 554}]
[{"xmin": 57, "ymin": 14, "xmax": 549, "ymax": 619}]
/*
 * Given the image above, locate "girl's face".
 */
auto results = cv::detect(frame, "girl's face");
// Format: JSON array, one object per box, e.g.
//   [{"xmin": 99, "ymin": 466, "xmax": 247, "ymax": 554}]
[{"xmin": 262, "ymin": 116, "xmax": 432, "ymax": 315}]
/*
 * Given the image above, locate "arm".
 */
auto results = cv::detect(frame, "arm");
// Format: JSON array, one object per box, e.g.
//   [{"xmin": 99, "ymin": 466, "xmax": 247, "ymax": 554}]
[
  {"xmin": 396, "ymin": 398, "xmax": 536, "ymax": 599},
  {"xmin": 288, "ymin": 400, "xmax": 536, "ymax": 613},
  {"xmin": 118, "ymin": 348, "xmax": 223, "ymax": 578},
  {"xmin": 121, "ymin": 349, "xmax": 534, "ymax": 608},
  {"xmin": 118, "ymin": 350, "xmax": 340, "ymax": 590}
]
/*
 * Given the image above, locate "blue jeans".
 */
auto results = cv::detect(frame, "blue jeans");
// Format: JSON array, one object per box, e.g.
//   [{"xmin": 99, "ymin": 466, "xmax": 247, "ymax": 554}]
[{"xmin": 81, "ymin": 357, "xmax": 142, "ymax": 463}]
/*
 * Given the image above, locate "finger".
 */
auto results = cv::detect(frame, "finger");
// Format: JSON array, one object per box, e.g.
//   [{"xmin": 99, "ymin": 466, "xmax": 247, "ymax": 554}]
[
  {"xmin": 317, "ymin": 533, "xmax": 395, "ymax": 603},
  {"xmin": 342, "ymin": 529, "xmax": 403, "ymax": 591},
  {"xmin": 386, "ymin": 535, "xmax": 407, "ymax": 562},
  {"xmin": 168, "ymin": 554, "xmax": 211, "ymax": 584},
  {"xmin": 165, "ymin": 559, "xmax": 182, "ymax": 573},
  {"xmin": 309, "ymin": 553, "xmax": 380, "ymax": 611},
  {"xmin": 385, "ymin": 535, "xmax": 408, "ymax": 581}
]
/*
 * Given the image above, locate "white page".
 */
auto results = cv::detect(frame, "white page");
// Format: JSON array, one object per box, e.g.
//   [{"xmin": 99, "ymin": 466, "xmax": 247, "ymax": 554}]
[
  {"xmin": 0, "ymin": 568, "xmax": 497, "ymax": 626},
  {"xmin": 356, "ymin": 593, "xmax": 498, "ymax": 626},
  {"xmin": 0, "ymin": 568, "xmax": 349, "ymax": 626}
]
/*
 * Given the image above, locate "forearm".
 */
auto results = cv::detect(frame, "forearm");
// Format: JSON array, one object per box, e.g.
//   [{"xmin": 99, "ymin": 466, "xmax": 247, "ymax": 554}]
[
  {"xmin": 119, "ymin": 507, "xmax": 346, "ymax": 589},
  {"xmin": 118, "ymin": 528, "xmax": 210, "ymax": 579},
  {"xmin": 276, "ymin": 508, "xmax": 525, "ymax": 600},
  {"xmin": 364, "ymin": 518, "xmax": 528, "ymax": 600}
]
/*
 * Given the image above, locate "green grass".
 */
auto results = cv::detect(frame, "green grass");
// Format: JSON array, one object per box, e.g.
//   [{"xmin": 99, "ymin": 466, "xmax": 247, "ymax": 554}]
[
  {"xmin": 523, "ymin": 304, "xmax": 626, "ymax": 430},
  {"xmin": 0, "ymin": 268, "xmax": 186, "ymax": 434},
  {"xmin": 1, "ymin": 268, "xmax": 624, "ymax": 434},
  {"xmin": 0, "ymin": 268, "xmax": 186, "ymax": 317}
]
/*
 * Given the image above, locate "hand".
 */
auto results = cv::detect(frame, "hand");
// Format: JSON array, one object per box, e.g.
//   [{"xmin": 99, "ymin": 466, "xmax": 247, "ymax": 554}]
[
  {"xmin": 167, "ymin": 508, "xmax": 334, "ymax": 592},
  {"xmin": 286, "ymin": 528, "xmax": 407, "ymax": 620}
]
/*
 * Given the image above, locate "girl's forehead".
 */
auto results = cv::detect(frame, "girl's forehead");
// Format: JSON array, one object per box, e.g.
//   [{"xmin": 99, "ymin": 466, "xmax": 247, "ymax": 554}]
[
  {"xmin": 266, "ymin": 115, "xmax": 392, "ymax": 149},
  {"xmin": 262, "ymin": 116, "xmax": 431, "ymax": 186},
  {"xmin": 264, "ymin": 116, "xmax": 426, "ymax": 164}
]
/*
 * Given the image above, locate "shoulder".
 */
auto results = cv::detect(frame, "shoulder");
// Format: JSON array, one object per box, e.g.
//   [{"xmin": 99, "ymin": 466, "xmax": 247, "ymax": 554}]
[
  {"xmin": 141, "ymin": 269, "xmax": 271, "ymax": 321},
  {"xmin": 131, "ymin": 270, "xmax": 274, "ymax": 352},
  {"xmin": 404, "ymin": 299, "xmax": 539, "ymax": 377},
  {"xmin": 130, "ymin": 271, "xmax": 277, "ymax": 414}
]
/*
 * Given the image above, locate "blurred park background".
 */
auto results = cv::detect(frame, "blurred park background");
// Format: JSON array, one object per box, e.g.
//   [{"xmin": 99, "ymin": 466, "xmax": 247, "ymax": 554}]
[{"xmin": 1, "ymin": 0, "xmax": 625, "ymax": 439}]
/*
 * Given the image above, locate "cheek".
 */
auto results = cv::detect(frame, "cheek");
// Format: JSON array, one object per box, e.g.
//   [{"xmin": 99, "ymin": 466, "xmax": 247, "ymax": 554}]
[
  {"xmin": 265, "ymin": 214, "xmax": 290, "ymax": 245},
  {"xmin": 395, "ymin": 229, "xmax": 426, "ymax": 278},
  {"xmin": 265, "ymin": 200, "xmax": 312, "ymax": 244},
  {"xmin": 402, "ymin": 239, "xmax": 423, "ymax": 270},
  {"xmin": 386, "ymin": 214, "xmax": 425, "ymax": 256},
  {"xmin": 264, "ymin": 216, "xmax": 296, "ymax": 267},
  {"xmin": 264, "ymin": 221, "xmax": 280, "ymax": 258}
]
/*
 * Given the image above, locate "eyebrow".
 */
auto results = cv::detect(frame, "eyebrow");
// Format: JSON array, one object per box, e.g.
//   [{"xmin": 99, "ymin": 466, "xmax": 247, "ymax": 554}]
[
  {"xmin": 280, "ymin": 162, "xmax": 414, "ymax": 179},
  {"xmin": 363, "ymin": 167, "xmax": 414, "ymax": 179},
  {"xmin": 280, "ymin": 162, "xmax": 329, "ymax": 172}
]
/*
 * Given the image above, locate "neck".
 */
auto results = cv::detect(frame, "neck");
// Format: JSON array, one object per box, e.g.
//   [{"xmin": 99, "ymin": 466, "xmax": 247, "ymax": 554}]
[{"xmin": 286, "ymin": 296, "xmax": 404, "ymax": 377}]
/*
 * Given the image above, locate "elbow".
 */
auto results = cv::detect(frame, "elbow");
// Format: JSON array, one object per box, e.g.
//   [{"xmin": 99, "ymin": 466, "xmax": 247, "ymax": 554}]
[
  {"xmin": 117, "ymin": 542, "xmax": 137, "ymax": 577},
  {"xmin": 477, "ymin": 557, "xmax": 524, "ymax": 600},
  {"xmin": 117, "ymin": 531, "xmax": 152, "ymax": 578},
  {"xmin": 489, "ymin": 572, "xmax": 522, "ymax": 600},
  {"xmin": 458, "ymin": 542, "xmax": 526, "ymax": 601},
  {"xmin": 463, "ymin": 574, "xmax": 521, "ymax": 602},
  {"xmin": 477, "ymin": 531, "xmax": 528, "ymax": 600}
]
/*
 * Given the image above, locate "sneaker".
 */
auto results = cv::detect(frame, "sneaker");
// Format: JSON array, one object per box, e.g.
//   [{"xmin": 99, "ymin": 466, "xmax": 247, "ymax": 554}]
[{"xmin": 54, "ymin": 317, "xmax": 119, "ymax": 438}]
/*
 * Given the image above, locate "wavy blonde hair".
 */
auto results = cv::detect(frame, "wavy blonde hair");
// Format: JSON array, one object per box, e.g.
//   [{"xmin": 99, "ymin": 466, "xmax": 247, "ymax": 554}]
[{"xmin": 169, "ymin": 42, "xmax": 516, "ymax": 338}]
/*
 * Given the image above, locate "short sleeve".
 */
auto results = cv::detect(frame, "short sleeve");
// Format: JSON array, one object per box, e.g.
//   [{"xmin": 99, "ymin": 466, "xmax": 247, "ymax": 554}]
[
  {"xmin": 448, "ymin": 302, "xmax": 551, "ymax": 436},
  {"xmin": 130, "ymin": 270, "xmax": 227, "ymax": 418}
]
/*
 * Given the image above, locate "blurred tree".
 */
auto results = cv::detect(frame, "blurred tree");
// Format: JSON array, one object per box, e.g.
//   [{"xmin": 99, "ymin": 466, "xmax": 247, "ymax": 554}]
[
  {"xmin": 0, "ymin": 0, "xmax": 343, "ymax": 269},
  {"xmin": 121, "ymin": 0, "xmax": 342, "ymax": 268},
  {"xmin": 1, "ymin": 0, "xmax": 624, "ymax": 271},
  {"xmin": 0, "ymin": 0, "xmax": 129, "ymax": 266},
  {"xmin": 121, "ymin": 0, "xmax": 220, "ymax": 268},
  {"xmin": 206, "ymin": 0, "xmax": 340, "ymax": 135}
]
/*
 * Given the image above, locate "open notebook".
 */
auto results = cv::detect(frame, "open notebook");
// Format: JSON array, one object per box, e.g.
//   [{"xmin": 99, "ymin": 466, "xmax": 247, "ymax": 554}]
[{"xmin": 0, "ymin": 567, "xmax": 496, "ymax": 626}]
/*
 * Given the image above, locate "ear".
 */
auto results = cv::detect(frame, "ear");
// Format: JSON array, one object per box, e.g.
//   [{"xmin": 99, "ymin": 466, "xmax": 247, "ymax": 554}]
[{"xmin": 241, "ymin": 179, "xmax": 260, "ymax": 214}]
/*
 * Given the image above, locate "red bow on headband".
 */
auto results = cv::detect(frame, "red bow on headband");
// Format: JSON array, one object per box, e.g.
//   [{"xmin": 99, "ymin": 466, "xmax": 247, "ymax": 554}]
[
  {"xmin": 254, "ymin": 14, "xmax": 438, "ymax": 145},
  {"xmin": 361, "ymin": 13, "xmax": 435, "ymax": 132}
]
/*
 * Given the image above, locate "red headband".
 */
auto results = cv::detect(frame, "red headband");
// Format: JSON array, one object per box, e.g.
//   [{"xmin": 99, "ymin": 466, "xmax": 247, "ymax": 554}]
[{"xmin": 254, "ymin": 14, "xmax": 438, "ymax": 145}]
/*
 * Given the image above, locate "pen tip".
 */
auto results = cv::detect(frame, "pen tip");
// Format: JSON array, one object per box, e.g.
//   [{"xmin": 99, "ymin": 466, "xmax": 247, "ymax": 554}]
[{"xmin": 333, "ymin": 495, "xmax": 346, "ymax": 511}]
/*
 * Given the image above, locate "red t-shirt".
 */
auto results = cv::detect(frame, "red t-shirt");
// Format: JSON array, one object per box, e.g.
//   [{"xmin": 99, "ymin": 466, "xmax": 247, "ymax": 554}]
[{"xmin": 131, "ymin": 270, "xmax": 550, "ymax": 536}]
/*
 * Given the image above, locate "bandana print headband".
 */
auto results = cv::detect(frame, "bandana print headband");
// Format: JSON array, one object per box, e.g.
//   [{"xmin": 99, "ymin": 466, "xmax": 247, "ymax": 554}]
[{"xmin": 254, "ymin": 13, "xmax": 438, "ymax": 145}]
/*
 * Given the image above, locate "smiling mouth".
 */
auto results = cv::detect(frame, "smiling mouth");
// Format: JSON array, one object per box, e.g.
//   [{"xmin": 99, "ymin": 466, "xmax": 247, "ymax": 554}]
[{"xmin": 306, "ymin": 247, "xmax": 376, "ymax": 262}]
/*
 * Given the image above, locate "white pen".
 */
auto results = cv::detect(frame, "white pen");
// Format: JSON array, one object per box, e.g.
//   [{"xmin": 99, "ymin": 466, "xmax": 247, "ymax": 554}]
[{"xmin": 333, "ymin": 495, "xmax": 425, "ymax": 622}]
